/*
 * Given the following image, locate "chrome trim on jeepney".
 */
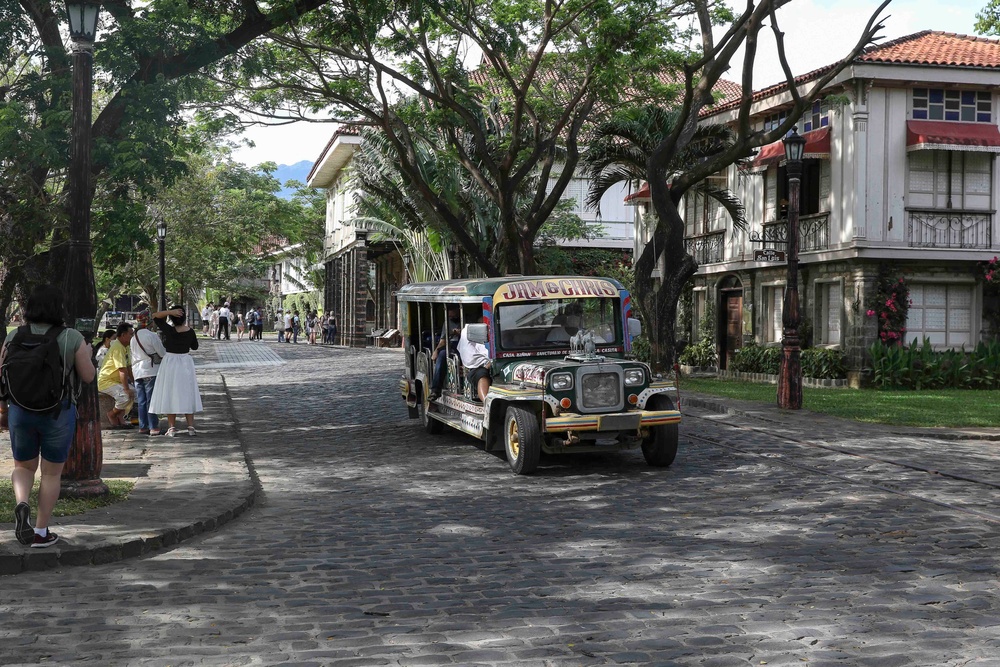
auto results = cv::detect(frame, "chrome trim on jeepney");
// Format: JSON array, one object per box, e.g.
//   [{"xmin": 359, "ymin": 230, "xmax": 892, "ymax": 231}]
[{"xmin": 544, "ymin": 409, "xmax": 680, "ymax": 433}]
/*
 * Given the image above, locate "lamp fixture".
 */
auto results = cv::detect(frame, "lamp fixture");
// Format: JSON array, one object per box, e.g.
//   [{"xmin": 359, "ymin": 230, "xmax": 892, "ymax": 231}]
[{"xmin": 65, "ymin": 0, "xmax": 101, "ymax": 42}]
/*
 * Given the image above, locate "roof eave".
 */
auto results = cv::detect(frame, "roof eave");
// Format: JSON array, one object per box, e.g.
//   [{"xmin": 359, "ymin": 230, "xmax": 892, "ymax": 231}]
[{"xmin": 307, "ymin": 133, "xmax": 363, "ymax": 188}]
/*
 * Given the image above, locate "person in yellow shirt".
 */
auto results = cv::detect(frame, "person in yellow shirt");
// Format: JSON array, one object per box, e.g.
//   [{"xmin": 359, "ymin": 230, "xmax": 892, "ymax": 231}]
[{"xmin": 98, "ymin": 323, "xmax": 135, "ymax": 428}]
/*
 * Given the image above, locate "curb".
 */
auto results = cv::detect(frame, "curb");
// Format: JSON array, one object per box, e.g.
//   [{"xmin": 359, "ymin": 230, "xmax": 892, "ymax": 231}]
[{"xmin": 0, "ymin": 372, "xmax": 258, "ymax": 576}]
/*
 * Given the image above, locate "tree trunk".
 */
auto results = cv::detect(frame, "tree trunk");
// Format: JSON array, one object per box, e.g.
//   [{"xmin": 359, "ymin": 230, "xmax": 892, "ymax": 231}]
[{"xmin": 634, "ymin": 186, "xmax": 698, "ymax": 372}]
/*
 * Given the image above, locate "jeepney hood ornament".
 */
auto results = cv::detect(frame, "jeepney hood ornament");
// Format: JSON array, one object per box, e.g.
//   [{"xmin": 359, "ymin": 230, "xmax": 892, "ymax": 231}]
[{"xmin": 566, "ymin": 330, "xmax": 604, "ymax": 362}]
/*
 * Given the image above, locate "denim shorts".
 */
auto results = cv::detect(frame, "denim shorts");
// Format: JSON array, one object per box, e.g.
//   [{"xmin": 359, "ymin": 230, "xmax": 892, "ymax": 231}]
[{"xmin": 9, "ymin": 401, "xmax": 78, "ymax": 464}]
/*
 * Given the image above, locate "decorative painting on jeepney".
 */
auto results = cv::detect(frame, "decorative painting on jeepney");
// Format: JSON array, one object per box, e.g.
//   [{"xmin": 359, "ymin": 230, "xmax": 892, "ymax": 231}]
[
  {"xmin": 510, "ymin": 363, "xmax": 547, "ymax": 386},
  {"xmin": 493, "ymin": 278, "xmax": 619, "ymax": 304}
]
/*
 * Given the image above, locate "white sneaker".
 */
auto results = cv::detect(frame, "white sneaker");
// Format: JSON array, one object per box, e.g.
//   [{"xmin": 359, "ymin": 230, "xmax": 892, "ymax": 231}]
[
  {"xmin": 165, "ymin": 427, "xmax": 177, "ymax": 437},
  {"xmin": 188, "ymin": 427, "xmax": 197, "ymax": 437}
]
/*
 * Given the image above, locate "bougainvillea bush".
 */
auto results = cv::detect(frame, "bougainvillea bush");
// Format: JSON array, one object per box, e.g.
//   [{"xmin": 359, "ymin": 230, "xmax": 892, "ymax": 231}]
[{"xmin": 867, "ymin": 270, "xmax": 910, "ymax": 344}]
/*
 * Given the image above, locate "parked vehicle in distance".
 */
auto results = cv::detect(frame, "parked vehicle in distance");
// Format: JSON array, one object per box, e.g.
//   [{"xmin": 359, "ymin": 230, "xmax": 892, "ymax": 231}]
[{"xmin": 398, "ymin": 276, "xmax": 681, "ymax": 474}]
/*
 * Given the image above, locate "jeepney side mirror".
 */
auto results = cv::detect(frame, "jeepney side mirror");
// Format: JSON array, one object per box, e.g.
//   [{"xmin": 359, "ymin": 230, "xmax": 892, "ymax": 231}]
[
  {"xmin": 627, "ymin": 318, "xmax": 642, "ymax": 338},
  {"xmin": 467, "ymin": 323, "xmax": 489, "ymax": 344}
]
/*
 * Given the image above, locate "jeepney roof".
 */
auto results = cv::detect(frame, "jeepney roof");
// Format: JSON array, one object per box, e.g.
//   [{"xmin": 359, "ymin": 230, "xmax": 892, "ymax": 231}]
[{"xmin": 396, "ymin": 276, "xmax": 626, "ymax": 302}]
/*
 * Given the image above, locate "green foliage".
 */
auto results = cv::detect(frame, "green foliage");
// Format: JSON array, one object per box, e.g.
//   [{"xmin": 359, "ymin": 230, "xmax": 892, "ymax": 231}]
[
  {"xmin": 731, "ymin": 342, "xmax": 780, "ymax": 374},
  {"xmin": 283, "ymin": 291, "xmax": 323, "ymax": 316},
  {"xmin": 629, "ymin": 334, "xmax": 652, "ymax": 364},
  {"xmin": 729, "ymin": 342, "xmax": 845, "ymax": 379},
  {"xmin": 679, "ymin": 337, "xmax": 717, "ymax": 368},
  {"xmin": 801, "ymin": 348, "xmax": 848, "ymax": 380},
  {"xmin": 535, "ymin": 247, "xmax": 628, "ymax": 277},
  {"xmin": 224, "ymin": 0, "xmax": 692, "ymax": 274},
  {"xmin": 977, "ymin": 0, "xmax": 1000, "ymax": 35},
  {"xmin": 868, "ymin": 338, "xmax": 1000, "ymax": 390},
  {"xmin": 679, "ymin": 298, "xmax": 717, "ymax": 367}
]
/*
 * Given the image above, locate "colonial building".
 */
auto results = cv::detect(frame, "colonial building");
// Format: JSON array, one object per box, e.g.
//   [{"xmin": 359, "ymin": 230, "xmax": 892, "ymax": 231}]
[
  {"xmin": 630, "ymin": 31, "xmax": 1000, "ymax": 383},
  {"xmin": 306, "ymin": 127, "xmax": 397, "ymax": 347},
  {"xmin": 308, "ymin": 127, "xmax": 641, "ymax": 346}
]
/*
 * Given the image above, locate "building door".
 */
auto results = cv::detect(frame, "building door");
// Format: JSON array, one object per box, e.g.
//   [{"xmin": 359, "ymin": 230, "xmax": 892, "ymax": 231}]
[{"xmin": 721, "ymin": 291, "xmax": 743, "ymax": 370}]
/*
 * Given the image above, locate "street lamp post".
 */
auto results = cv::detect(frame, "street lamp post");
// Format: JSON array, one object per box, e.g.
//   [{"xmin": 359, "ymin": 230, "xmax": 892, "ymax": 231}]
[
  {"xmin": 157, "ymin": 218, "xmax": 167, "ymax": 311},
  {"xmin": 61, "ymin": 0, "xmax": 108, "ymax": 497},
  {"xmin": 777, "ymin": 127, "xmax": 807, "ymax": 410}
]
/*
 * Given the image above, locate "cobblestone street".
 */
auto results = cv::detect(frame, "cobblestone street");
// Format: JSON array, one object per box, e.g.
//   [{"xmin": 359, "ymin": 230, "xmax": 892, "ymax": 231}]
[{"xmin": 3, "ymin": 338, "xmax": 1000, "ymax": 666}]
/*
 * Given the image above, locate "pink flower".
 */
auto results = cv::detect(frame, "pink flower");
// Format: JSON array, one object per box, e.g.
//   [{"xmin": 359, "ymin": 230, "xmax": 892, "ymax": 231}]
[{"xmin": 866, "ymin": 309, "xmax": 875, "ymax": 317}]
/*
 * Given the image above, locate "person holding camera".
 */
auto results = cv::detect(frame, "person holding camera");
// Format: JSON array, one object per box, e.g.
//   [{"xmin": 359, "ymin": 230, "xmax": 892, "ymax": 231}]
[{"xmin": 130, "ymin": 310, "xmax": 167, "ymax": 436}]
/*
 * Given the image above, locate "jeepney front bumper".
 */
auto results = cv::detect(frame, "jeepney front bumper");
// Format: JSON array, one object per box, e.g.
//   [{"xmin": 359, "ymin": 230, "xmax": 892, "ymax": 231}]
[{"xmin": 544, "ymin": 408, "xmax": 680, "ymax": 433}]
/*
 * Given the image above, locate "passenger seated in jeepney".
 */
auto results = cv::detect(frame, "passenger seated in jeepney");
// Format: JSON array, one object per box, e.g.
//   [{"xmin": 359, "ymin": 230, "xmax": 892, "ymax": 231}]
[
  {"xmin": 458, "ymin": 315, "xmax": 491, "ymax": 402},
  {"xmin": 546, "ymin": 302, "xmax": 583, "ymax": 343},
  {"xmin": 429, "ymin": 304, "xmax": 461, "ymax": 400}
]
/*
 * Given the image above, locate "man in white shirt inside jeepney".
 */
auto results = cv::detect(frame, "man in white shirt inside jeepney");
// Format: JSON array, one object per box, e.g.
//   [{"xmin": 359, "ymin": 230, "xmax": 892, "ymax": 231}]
[{"xmin": 458, "ymin": 316, "xmax": 491, "ymax": 402}]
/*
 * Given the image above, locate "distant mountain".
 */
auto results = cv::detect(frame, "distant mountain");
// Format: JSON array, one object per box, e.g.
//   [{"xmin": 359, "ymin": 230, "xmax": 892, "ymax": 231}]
[{"xmin": 272, "ymin": 160, "xmax": 314, "ymax": 199}]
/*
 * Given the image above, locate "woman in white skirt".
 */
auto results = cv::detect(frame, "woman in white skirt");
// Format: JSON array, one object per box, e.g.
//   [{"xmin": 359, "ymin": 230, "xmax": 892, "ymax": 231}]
[{"xmin": 148, "ymin": 306, "xmax": 203, "ymax": 437}]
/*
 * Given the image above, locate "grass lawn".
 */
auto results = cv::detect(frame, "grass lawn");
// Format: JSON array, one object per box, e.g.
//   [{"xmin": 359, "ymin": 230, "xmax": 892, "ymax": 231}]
[
  {"xmin": 0, "ymin": 480, "xmax": 133, "ymax": 522},
  {"xmin": 680, "ymin": 377, "xmax": 1000, "ymax": 429}
]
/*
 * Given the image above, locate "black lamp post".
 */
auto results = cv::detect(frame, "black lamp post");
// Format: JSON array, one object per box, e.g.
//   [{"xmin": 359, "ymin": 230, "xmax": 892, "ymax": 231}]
[
  {"xmin": 157, "ymin": 217, "xmax": 167, "ymax": 311},
  {"xmin": 61, "ymin": 0, "xmax": 108, "ymax": 497},
  {"xmin": 777, "ymin": 127, "xmax": 807, "ymax": 410}
]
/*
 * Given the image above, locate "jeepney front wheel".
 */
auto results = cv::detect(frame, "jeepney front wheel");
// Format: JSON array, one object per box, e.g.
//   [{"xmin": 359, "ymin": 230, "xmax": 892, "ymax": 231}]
[
  {"xmin": 641, "ymin": 394, "xmax": 679, "ymax": 467},
  {"xmin": 420, "ymin": 387, "xmax": 443, "ymax": 435},
  {"xmin": 504, "ymin": 406, "xmax": 540, "ymax": 475}
]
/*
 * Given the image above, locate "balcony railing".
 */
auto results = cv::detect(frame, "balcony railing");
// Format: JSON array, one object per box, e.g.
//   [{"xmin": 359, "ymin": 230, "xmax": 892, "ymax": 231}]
[
  {"xmin": 760, "ymin": 211, "xmax": 830, "ymax": 252},
  {"xmin": 685, "ymin": 230, "xmax": 725, "ymax": 264},
  {"xmin": 907, "ymin": 208, "xmax": 993, "ymax": 249}
]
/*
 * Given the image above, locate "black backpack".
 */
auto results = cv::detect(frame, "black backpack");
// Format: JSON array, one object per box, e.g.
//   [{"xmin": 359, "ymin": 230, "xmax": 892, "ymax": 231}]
[{"xmin": 0, "ymin": 325, "xmax": 71, "ymax": 414}]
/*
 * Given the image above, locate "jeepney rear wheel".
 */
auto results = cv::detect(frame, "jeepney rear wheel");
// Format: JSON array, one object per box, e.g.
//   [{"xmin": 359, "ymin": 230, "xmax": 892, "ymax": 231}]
[
  {"xmin": 504, "ymin": 406, "xmax": 540, "ymax": 475},
  {"xmin": 420, "ymin": 387, "xmax": 443, "ymax": 435},
  {"xmin": 641, "ymin": 394, "xmax": 679, "ymax": 467}
]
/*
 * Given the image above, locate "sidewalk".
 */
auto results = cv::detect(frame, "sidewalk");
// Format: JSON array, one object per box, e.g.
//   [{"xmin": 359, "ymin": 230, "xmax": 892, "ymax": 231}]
[{"xmin": 0, "ymin": 352, "xmax": 258, "ymax": 575}]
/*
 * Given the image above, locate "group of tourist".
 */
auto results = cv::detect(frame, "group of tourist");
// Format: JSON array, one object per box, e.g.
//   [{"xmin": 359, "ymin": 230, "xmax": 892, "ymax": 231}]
[
  {"xmin": 200, "ymin": 302, "xmax": 265, "ymax": 341},
  {"xmin": 276, "ymin": 309, "xmax": 337, "ymax": 345},
  {"xmin": 0, "ymin": 287, "xmax": 203, "ymax": 549},
  {"xmin": 93, "ymin": 309, "xmax": 202, "ymax": 438}
]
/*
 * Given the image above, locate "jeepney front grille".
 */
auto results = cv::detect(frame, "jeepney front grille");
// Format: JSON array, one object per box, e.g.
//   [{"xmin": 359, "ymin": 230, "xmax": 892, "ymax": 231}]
[{"xmin": 578, "ymin": 368, "xmax": 623, "ymax": 412}]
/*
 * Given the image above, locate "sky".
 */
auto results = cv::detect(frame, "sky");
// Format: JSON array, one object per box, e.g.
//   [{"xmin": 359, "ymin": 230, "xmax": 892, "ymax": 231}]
[{"xmin": 230, "ymin": 0, "xmax": 987, "ymax": 169}]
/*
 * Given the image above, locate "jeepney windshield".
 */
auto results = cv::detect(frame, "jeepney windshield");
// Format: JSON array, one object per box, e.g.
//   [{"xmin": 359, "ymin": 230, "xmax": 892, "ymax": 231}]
[{"xmin": 496, "ymin": 298, "xmax": 621, "ymax": 351}]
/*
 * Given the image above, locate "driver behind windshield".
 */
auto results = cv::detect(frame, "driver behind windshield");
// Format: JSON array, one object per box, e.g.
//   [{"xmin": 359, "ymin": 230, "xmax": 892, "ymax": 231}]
[{"xmin": 546, "ymin": 302, "xmax": 583, "ymax": 343}]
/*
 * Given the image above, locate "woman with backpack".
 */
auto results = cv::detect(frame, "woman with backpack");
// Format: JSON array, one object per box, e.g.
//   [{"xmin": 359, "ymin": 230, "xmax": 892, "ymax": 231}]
[
  {"xmin": 148, "ymin": 306, "xmax": 203, "ymax": 437},
  {"xmin": 306, "ymin": 311, "xmax": 319, "ymax": 345},
  {"xmin": 0, "ymin": 284, "xmax": 97, "ymax": 548}
]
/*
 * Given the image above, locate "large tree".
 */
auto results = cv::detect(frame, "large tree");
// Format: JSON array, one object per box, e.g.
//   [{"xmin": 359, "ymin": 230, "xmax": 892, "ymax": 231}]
[
  {"xmin": 0, "ymin": 0, "xmax": 340, "ymax": 321},
  {"xmin": 588, "ymin": 0, "xmax": 890, "ymax": 369},
  {"xmin": 214, "ymin": 0, "xmax": 697, "ymax": 275}
]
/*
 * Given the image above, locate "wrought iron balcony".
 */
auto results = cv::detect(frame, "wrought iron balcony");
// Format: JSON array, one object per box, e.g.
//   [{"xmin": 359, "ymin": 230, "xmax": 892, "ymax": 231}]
[
  {"xmin": 758, "ymin": 212, "xmax": 830, "ymax": 252},
  {"xmin": 907, "ymin": 208, "xmax": 993, "ymax": 249},
  {"xmin": 685, "ymin": 229, "xmax": 725, "ymax": 264}
]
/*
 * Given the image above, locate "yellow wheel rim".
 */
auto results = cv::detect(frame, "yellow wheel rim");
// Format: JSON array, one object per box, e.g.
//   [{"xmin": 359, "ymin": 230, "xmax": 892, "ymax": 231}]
[{"xmin": 508, "ymin": 417, "xmax": 520, "ymax": 458}]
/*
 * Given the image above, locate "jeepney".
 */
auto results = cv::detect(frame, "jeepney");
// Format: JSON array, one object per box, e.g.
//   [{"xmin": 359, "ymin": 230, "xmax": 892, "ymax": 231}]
[{"xmin": 397, "ymin": 276, "xmax": 681, "ymax": 475}]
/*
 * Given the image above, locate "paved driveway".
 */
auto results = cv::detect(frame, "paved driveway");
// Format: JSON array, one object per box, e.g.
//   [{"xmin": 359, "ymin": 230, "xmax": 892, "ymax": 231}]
[{"xmin": 2, "ymin": 340, "xmax": 1000, "ymax": 666}]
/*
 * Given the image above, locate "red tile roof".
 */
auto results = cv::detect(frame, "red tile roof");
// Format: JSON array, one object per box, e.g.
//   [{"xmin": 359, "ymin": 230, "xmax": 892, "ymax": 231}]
[
  {"xmin": 860, "ymin": 30, "xmax": 1000, "ymax": 68},
  {"xmin": 707, "ymin": 31, "xmax": 1000, "ymax": 117}
]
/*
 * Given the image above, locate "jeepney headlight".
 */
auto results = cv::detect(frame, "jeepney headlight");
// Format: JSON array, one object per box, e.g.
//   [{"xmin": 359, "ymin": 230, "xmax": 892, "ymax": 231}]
[
  {"xmin": 624, "ymin": 368, "xmax": 645, "ymax": 386},
  {"xmin": 550, "ymin": 372, "xmax": 574, "ymax": 391}
]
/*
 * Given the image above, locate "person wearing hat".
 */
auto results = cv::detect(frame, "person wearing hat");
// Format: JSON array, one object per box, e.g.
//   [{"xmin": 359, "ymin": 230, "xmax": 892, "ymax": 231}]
[{"xmin": 130, "ymin": 310, "xmax": 167, "ymax": 435}]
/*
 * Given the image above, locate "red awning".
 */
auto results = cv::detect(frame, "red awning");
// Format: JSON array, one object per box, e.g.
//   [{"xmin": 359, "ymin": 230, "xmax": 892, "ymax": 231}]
[
  {"xmin": 624, "ymin": 182, "xmax": 650, "ymax": 204},
  {"xmin": 906, "ymin": 120, "xmax": 1000, "ymax": 152},
  {"xmin": 752, "ymin": 127, "xmax": 831, "ymax": 170}
]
